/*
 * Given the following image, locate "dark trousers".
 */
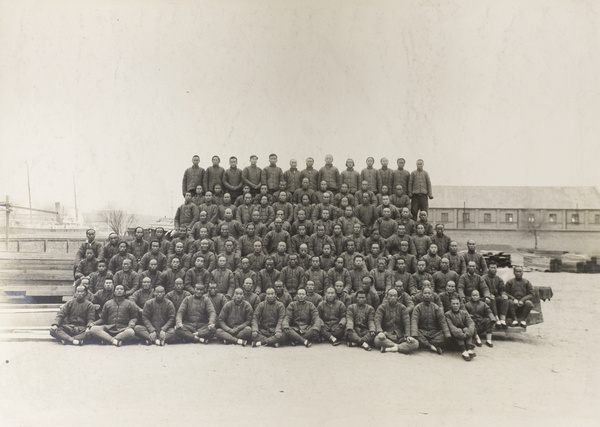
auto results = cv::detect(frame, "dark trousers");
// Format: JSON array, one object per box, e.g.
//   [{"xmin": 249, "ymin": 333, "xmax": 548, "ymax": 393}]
[
  {"xmin": 507, "ymin": 300, "xmax": 534, "ymax": 321},
  {"xmin": 286, "ymin": 328, "xmax": 319, "ymax": 344},
  {"xmin": 216, "ymin": 326, "xmax": 252, "ymax": 343},
  {"xmin": 415, "ymin": 329, "xmax": 446, "ymax": 349},
  {"xmin": 345, "ymin": 328, "xmax": 375, "ymax": 346},
  {"xmin": 411, "ymin": 194, "xmax": 429, "ymax": 219},
  {"xmin": 50, "ymin": 325, "xmax": 87, "ymax": 342},
  {"xmin": 320, "ymin": 324, "xmax": 345, "ymax": 341},
  {"xmin": 254, "ymin": 329, "xmax": 285, "ymax": 345},
  {"xmin": 134, "ymin": 325, "xmax": 176, "ymax": 343},
  {"xmin": 175, "ymin": 324, "xmax": 214, "ymax": 342}
]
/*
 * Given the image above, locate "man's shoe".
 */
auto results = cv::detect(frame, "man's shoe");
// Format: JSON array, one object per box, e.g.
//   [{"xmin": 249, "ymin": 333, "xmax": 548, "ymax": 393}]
[
  {"xmin": 60, "ymin": 340, "xmax": 68, "ymax": 345},
  {"xmin": 332, "ymin": 340, "xmax": 341, "ymax": 346},
  {"xmin": 347, "ymin": 341, "xmax": 354, "ymax": 347},
  {"xmin": 486, "ymin": 340, "xmax": 493, "ymax": 348},
  {"xmin": 72, "ymin": 339, "xmax": 81, "ymax": 346},
  {"xmin": 468, "ymin": 350, "xmax": 476, "ymax": 359},
  {"xmin": 435, "ymin": 346, "xmax": 443, "ymax": 355},
  {"xmin": 304, "ymin": 340, "xmax": 312, "ymax": 348},
  {"xmin": 252, "ymin": 341, "xmax": 262, "ymax": 347},
  {"xmin": 273, "ymin": 342, "xmax": 280, "ymax": 348},
  {"xmin": 462, "ymin": 351, "xmax": 471, "ymax": 361},
  {"xmin": 380, "ymin": 346, "xmax": 386, "ymax": 353},
  {"xmin": 240, "ymin": 340, "xmax": 248, "ymax": 347},
  {"xmin": 475, "ymin": 338, "xmax": 482, "ymax": 347},
  {"xmin": 519, "ymin": 321, "xmax": 527, "ymax": 328},
  {"xmin": 511, "ymin": 320, "xmax": 519, "ymax": 327}
]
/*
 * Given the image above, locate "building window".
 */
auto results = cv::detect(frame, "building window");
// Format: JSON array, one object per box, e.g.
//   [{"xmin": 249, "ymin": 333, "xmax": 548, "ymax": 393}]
[
  {"xmin": 571, "ymin": 214, "xmax": 579, "ymax": 224},
  {"xmin": 505, "ymin": 213, "xmax": 513, "ymax": 223},
  {"xmin": 483, "ymin": 213, "xmax": 492, "ymax": 223},
  {"xmin": 463, "ymin": 212, "xmax": 470, "ymax": 223},
  {"xmin": 441, "ymin": 212, "xmax": 449, "ymax": 222},
  {"xmin": 527, "ymin": 214, "xmax": 535, "ymax": 223},
  {"xmin": 549, "ymin": 214, "xmax": 557, "ymax": 223},
  {"xmin": 596, "ymin": 214, "xmax": 600, "ymax": 224}
]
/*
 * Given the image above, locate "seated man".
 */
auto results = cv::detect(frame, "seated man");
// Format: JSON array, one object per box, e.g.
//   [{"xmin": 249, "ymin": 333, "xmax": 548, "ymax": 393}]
[
  {"xmin": 282, "ymin": 288, "xmax": 321, "ymax": 347},
  {"xmin": 75, "ymin": 248, "xmax": 98, "ymax": 281},
  {"xmin": 505, "ymin": 266, "xmax": 535, "ymax": 327},
  {"xmin": 88, "ymin": 284, "xmax": 139, "ymax": 346},
  {"xmin": 134, "ymin": 286, "xmax": 176, "ymax": 346},
  {"xmin": 483, "ymin": 261, "xmax": 509, "ymax": 327},
  {"xmin": 445, "ymin": 296, "xmax": 477, "ymax": 361},
  {"xmin": 465, "ymin": 290, "xmax": 496, "ymax": 348},
  {"xmin": 92, "ymin": 277, "xmax": 114, "ymax": 318},
  {"xmin": 165, "ymin": 278, "xmax": 191, "ymax": 314},
  {"xmin": 303, "ymin": 281, "xmax": 323, "ymax": 307},
  {"xmin": 216, "ymin": 288, "xmax": 254, "ymax": 346},
  {"xmin": 317, "ymin": 287, "xmax": 347, "ymax": 346},
  {"xmin": 374, "ymin": 289, "xmax": 419, "ymax": 354},
  {"xmin": 251, "ymin": 287, "xmax": 286, "ymax": 347},
  {"xmin": 175, "ymin": 283, "xmax": 217, "ymax": 343},
  {"xmin": 242, "ymin": 278, "xmax": 261, "ymax": 310},
  {"xmin": 50, "ymin": 285, "xmax": 95, "ymax": 345},
  {"xmin": 129, "ymin": 277, "xmax": 155, "ymax": 313},
  {"xmin": 438, "ymin": 281, "xmax": 463, "ymax": 313},
  {"xmin": 345, "ymin": 290, "xmax": 376, "ymax": 351},
  {"xmin": 411, "ymin": 287, "xmax": 451, "ymax": 355}
]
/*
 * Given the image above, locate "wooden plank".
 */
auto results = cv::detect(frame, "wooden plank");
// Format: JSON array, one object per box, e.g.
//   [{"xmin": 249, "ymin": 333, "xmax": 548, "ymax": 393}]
[
  {"xmin": 0, "ymin": 271, "xmax": 73, "ymax": 280},
  {"xmin": 1, "ymin": 284, "xmax": 74, "ymax": 297}
]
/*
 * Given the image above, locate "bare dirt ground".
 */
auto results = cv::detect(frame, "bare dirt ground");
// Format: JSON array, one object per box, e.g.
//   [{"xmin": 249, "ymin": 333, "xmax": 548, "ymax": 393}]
[{"xmin": 1, "ymin": 271, "xmax": 599, "ymax": 427}]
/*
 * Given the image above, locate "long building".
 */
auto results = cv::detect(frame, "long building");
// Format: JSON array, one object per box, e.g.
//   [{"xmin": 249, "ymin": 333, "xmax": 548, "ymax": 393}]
[{"xmin": 428, "ymin": 186, "xmax": 600, "ymax": 232}]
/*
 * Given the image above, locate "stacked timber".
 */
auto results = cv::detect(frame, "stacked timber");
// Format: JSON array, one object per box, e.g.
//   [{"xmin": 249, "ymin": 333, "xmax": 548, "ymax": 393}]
[
  {"xmin": 523, "ymin": 255, "xmax": 553, "ymax": 272},
  {"xmin": 560, "ymin": 253, "xmax": 599, "ymax": 273},
  {"xmin": 481, "ymin": 251, "xmax": 512, "ymax": 268}
]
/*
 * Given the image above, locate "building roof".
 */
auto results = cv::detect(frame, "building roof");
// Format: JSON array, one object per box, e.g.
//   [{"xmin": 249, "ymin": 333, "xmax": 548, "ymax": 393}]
[{"xmin": 430, "ymin": 186, "xmax": 600, "ymax": 210}]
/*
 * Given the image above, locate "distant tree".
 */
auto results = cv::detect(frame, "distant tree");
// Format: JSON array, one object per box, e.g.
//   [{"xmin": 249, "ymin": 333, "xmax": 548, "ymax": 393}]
[
  {"xmin": 524, "ymin": 209, "xmax": 544, "ymax": 250},
  {"xmin": 97, "ymin": 208, "xmax": 137, "ymax": 237}
]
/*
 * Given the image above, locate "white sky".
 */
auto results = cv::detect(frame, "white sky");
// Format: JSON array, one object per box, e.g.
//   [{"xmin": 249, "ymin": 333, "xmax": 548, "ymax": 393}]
[{"xmin": 1, "ymin": 0, "xmax": 599, "ymax": 218}]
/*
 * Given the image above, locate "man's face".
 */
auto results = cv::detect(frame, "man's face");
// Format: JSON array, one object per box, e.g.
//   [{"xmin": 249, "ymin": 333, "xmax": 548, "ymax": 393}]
[
  {"xmin": 306, "ymin": 158, "xmax": 314, "ymax": 168},
  {"xmin": 289, "ymin": 255, "xmax": 298, "ymax": 267},
  {"xmin": 306, "ymin": 282, "xmax": 315, "ymax": 294},
  {"xmin": 175, "ymin": 243, "xmax": 184, "ymax": 255},
  {"xmin": 446, "ymin": 282, "xmax": 456, "ymax": 293},
  {"xmin": 266, "ymin": 288, "xmax": 276, "ymax": 303},
  {"xmin": 467, "ymin": 262, "xmax": 476, "ymax": 275},
  {"xmin": 361, "ymin": 279, "xmax": 371, "ymax": 292},
  {"xmin": 361, "ymin": 181, "xmax": 369, "ymax": 191},
  {"xmin": 436, "ymin": 225, "xmax": 444, "ymax": 236},
  {"xmin": 250, "ymin": 156, "xmax": 257, "ymax": 166},
  {"xmin": 429, "ymin": 244, "xmax": 438, "ymax": 255},
  {"xmin": 296, "ymin": 289, "xmax": 307, "ymax": 301},
  {"xmin": 325, "ymin": 155, "xmax": 333, "ymax": 165},
  {"xmin": 192, "ymin": 156, "xmax": 200, "ymax": 166},
  {"xmin": 416, "ymin": 225, "xmax": 425, "ymax": 236},
  {"xmin": 274, "ymin": 282, "xmax": 283, "ymax": 294},
  {"xmin": 252, "ymin": 211, "xmax": 260, "ymax": 222},
  {"xmin": 450, "ymin": 242, "xmax": 458, "ymax": 254},
  {"xmin": 347, "ymin": 241, "xmax": 355, "ymax": 252},
  {"xmin": 195, "ymin": 257, "xmax": 205, "ymax": 269},
  {"xmin": 417, "ymin": 261, "xmax": 426, "ymax": 273},
  {"xmin": 320, "ymin": 181, "xmax": 328, "ymax": 191},
  {"xmin": 274, "ymin": 219, "xmax": 283, "ymax": 230},
  {"xmin": 98, "ymin": 262, "xmax": 107, "ymax": 273},
  {"xmin": 514, "ymin": 267, "xmax": 524, "ymax": 280},
  {"xmin": 362, "ymin": 194, "xmax": 370, "ymax": 205},
  {"xmin": 301, "ymin": 180, "xmax": 309, "ymax": 190},
  {"xmin": 321, "ymin": 210, "xmax": 330, "ymax": 220},
  {"xmin": 118, "ymin": 243, "xmax": 127, "ymax": 254},
  {"xmin": 196, "ymin": 185, "xmax": 203, "ymax": 195},
  {"xmin": 223, "ymin": 194, "xmax": 231, "ymax": 205},
  {"xmin": 233, "ymin": 288, "xmax": 243, "ymax": 303},
  {"xmin": 299, "ymin": 245, "xmax": 308, "ymax": 256},
  {"xmin": 278, "ymin": 192, "xmax": 287, "ymax": 202},
  {"xmin": 174, "ymin": 279, "xmax": 184, "ymax": 292},
  {"xmin": 142, "ymin": 278, "xmax": 151, "ymax": 290},
  {"xmin": 151, "ymin": 241, "xmax": 159, "ymax": 254},
  {"xmin": 419, "ymin": 211, "xmax": 427, "ymax": 222},
  {"xmin": 290, "ymin": 159, "xmax": 297, "ymax": 169},
  {"xmin": 423, "ymin": 287, "xmax": 433, "ymax": 302},
  {"xmin": 209, "ymin": 283, "xmax": 217, "ymax": 296},
  {"xmin": 114, "ymin": 285, "xmax": 125, "ymax": 298},
  {"xmin": 387, "ymin": 289, "xmax": 398, "ymax": 304},
  {"xmin": 205, "ymin": 193, "xmax": 213, "ymax": 203},
  {"xmin": 241, "ymin": 259, "xmax": 250, "ymax": 270},
  {"xmin": 218, "ymin": 257, "xmax": 227, "ymax": 269},
  {"xmin": 266, "ymin": 260, "xmax": 274, "ymax": 270},
  {"xmin": 171, "ymin": 258, "xmax": 181, "ymax": 270},
  {"xmin": 156, "ymin": 229, "xmax": 165, "ymax": 239},
  {"xmin": 397, "ymin": 158, "xmax": 405, "ymax": 169},
  {"xmin": 354, "ymin": 257, "xmax": 363, "ymax": 269},
  {"xmin": 253, "ymin": 242, "xmax": 262, "ymax": 254},
  {"xmin": 149, "ymin": 259, "xmax": 158, "ymax": 272},
  {"xmin": 400, "ymin": 241, "xmax": 409, "ymax": 253},
  {"xmin": 311, "ymin": 257, "xmax": 320, "ymax": 269},
  {"xmin": 333, "ymin": 225, "xmax": 342, "ymax": 236},
  {"xmin": 467, "ymin": 240, "xmax": 476, "ymax": 251},
  {"xmin": 214, "ymin": 184, "xmax": 222, "ymax": 194},
  {"xmin": 440, "ymin": 259, "xmax": 449, "ymax": 271},
  {"xmin": 381, "ymin": 158, "xmax": 389, "ymax": 168},
  {"xmin": 366, "ymin": 157, "xmax": 374, "ymax": 167},
  {"xmin": 104, "ymin": 280, "xmax": 114, "ymax": 292},
  {"xmin": 136, "ymin": 228, "xmax": 144, "ymax": 239},
  {"xmin": 298, "ymin": 210, "xmax": 306, "ymax": 221},
  {"xmin": 220, "ymin": 226, "xmax": 229, "ymax": 238},
  {"xmin": 229, "ymin": 158, "xmax": 237, "ymax": 168},
  {"xmin": 377, "ymin": 259, "xmax": 386, "ymax": 271},
  {"xmin": 155, "ymin": 287, "xmax": 165, "ymax": 300},
  {"xmin": 325, "ymin": 288, "xmax": 336, "ymax": 302},
  {"xmin": 277, "ymin": 242, "xmax": 286, "ymax": 254},
  {"xmin": 244, "ymin": 194, "xmax": 252, "ymax": 204},
  {"xmin": 396, "ymin": 259, "xmax": 406, "ymax": 272},
  {"xmin": 451, "ymin": 299, "xmax": 461, "ymax": 312},
  {"xmin": 297, "ymin": 225, "xmax": 306, "ymax": 236},
  {"xmin": 200, "ymin": 240, "xmax": 209, "ymax": 251},
  {"xmin": 395, "ymin": 185, "xmax": 403, "ymax": 196},
  {"xmin": 269, "ymin": 155, "xmax": 277, "ymax": 166},
  {"xmin": 225, "ymin": 242, "xmax": 234, "ymax": 254},
  {"xmin": 323, "ymin": 245, "xmax": 331, "ymax": 256},
  {"xmin": 85, "ymin": 249, "xmax": 94, "ymax": 260},
  {"xmin": 334, "ymin": 282, "xmax": 344, "ymax": 294},
  {"xmin": 401, "ymin": 208, "xmax": 410, "ymax": 219},
  {"xmin": 335, "ymin": 258, "xmax": 344, "ymax": 269},
  {"xmin": 185, "ymin": 193, "xmax": 192, "ymax": 203},
  {"xmin": 416, "ymin": 160, "xmax": 424, "ymax": 170},
  {"xmin": 489, "ymin": 264, "xmax": 497, "ymax": 276},
  {"xmin": 471, "ymin": 290, "xmax": 480, "ymax": 302},
  {"xmin": 122, "ymin": 259, "xmax": 132, "ymax": 272},
  {"xmin": 75, "ymin": 286, "xmax": 86, "ymax": 301},
  {"xmin": 212, "ymin": 156, "xmax": 220, "ymax": 166},
  {"xmin": 356, "ymin": 293, "xmax": 366, "ymax": 305},
  {"xmin": 317, "ymin": 226, "xmax": 325, "ymax": 237},
  {"xmin": 195, "ymin": 284, "xmax": 205, "ymax": 297},
  {"xmin": 353, "ymin": 223, "xmax": 361, "ymax": 234},
  {"xmin": 86, "ymin": 230, "xmax": 95, "ymax": 242},
  {"xmin": 243, "ymin": 279, "xmax": 253, "ymax": 293},
  {"xmin": 346, "ymin": 159, "xmax": 354, "ymax": 169},
  {"xmin": 383, "ymin": 208, "xmax": 391, "ymax": 219}
]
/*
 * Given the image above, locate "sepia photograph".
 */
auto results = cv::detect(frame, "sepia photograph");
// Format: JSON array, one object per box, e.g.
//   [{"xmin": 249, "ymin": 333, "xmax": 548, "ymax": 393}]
[{"xmin": 1, "ymin": 1, "xmax": 599, "ymax": 426}]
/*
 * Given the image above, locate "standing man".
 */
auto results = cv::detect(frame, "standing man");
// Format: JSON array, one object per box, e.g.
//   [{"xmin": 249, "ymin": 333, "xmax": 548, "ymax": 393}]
[
  {"xmin": 204, "ymin": 155, "xmax": 225, "ymax": 193},
  {"xmin": 74, "ymin": 229, "xmax": 104, "ymax": 271},
  {"xmin": 318, "ymin": 154, "xmax": 340, "ymax": 193},
  {"xmin": 174, "ymin": 192, "xmax": 200, "ymax": 238},
  {"xmin": 462, "ymin": 240, "xmax": 488, "ymax": 276},
  {"xmin": 340, "ymin": 159, "xmax": 360, "ymax": 194},
  {"xmin": 391, "ymin": 158, "xmax": 410, "ymax": 200},
  {"xmin": 242, "ymin": 155, "xmax": 263, "ymax": 195},
  {"xmin": 360, "ymin": 157, "xmax": 380, "ymax": 194},
  {"xmin": 223, "ymin": 156, "xmax": 244, "ymax": 200},
  {"xmin": 262, "ymin": 153, "xmax": 283, "ymax": 194},
  {"xmin": 300, "ymin": 157, "xmax": 319, "ymax": 191},
  {"xmin": 408, "ymin": 159, "xmax": 433, "ymax": 219},
  {"xmin": 283, "ymin": 158, "xmax": 302, "ymax": 194},
  {"xmin": 182, "ymin": 155, "xmax": 205, "ymax": 197},
  {"xmin": 50, "ymin": 285, "xmax": 95, "ymax": 345}
]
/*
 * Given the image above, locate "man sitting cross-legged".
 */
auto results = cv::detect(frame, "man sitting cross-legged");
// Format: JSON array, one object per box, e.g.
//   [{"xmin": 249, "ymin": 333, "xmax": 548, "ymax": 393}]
[
  {"xmin": 50, "ymin": 285, "xmax": 95, "ymax": 346},
  {"xmin": 216, "ymin": 288, "xmax": 254, "ymax": 346}
]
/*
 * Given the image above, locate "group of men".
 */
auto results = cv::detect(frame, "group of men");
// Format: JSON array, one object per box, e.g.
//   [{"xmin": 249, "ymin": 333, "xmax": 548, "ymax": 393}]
[{"xmin": 54, "ymin": 154, "xmax": 536, "ymax": 361}]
